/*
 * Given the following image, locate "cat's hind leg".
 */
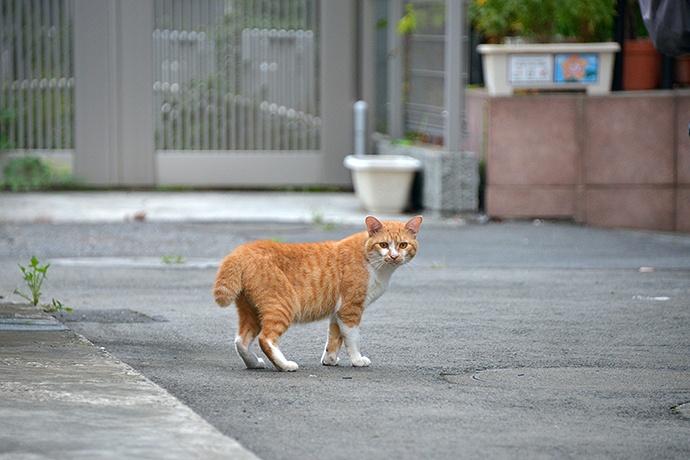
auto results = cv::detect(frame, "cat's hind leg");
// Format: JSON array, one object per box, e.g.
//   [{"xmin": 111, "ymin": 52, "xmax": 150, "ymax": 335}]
[
  {"xmin": 235, "ymin": 295, "xmax": 265, "ymax": 369},
  {"xmin": 321, "ymin": 317, "xmax": 342, "ymax": 366},
  {"xmin": 255, "ymin": 292, "xmax": 299, "ymax": 372}
]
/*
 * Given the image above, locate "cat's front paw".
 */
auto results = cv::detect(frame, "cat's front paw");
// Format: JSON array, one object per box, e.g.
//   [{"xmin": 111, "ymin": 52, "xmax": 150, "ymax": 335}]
[
  {"xmin": 321, "ymin": 354, "xmax": 340, "ymax": 366},
  {"xmin": 351, "ymin": 356, "xmax": 371, "ymax": 367},
  {"xmin": 278, "ymin": 361, "xmax": 299, "ymax": 372}
]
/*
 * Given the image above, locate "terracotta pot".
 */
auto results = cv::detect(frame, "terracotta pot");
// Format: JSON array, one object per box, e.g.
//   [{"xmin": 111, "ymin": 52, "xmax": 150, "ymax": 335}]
[
  {"xmin": 623, "ymin": 39, "xmax": 662, "ymax": 90},
  {"xmin": 675, "ymin": 55, "xmax": 690, "ymax": 85}
]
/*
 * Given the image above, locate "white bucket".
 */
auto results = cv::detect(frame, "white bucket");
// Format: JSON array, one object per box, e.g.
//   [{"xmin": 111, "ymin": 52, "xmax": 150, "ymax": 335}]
[{"xmin": 344, "ymin": 155, "xmax": 422, "ymax": 213}]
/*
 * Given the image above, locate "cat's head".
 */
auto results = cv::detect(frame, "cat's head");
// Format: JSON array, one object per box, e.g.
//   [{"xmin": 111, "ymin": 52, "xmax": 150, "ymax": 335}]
[{"xmin": 364, "ymin": 215, "xmax": 422, "ymax": 267}]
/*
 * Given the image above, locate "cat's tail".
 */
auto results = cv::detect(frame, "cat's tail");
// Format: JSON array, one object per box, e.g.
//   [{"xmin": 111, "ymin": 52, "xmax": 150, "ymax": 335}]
[{"xmin": 213, "ymin": 254, "xmax": 243, "ymax": 307}]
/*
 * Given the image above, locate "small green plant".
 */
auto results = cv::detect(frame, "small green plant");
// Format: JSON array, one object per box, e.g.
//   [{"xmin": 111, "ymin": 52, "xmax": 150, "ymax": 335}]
[
  {"xmin": 46, "ymin": 298, "xmax": 71, "ymax": 313},
  {"xmin": 430, "ymin": 259, "xmax": 448, "ymax": 270},
  {"xmin": 0, "ymin": 108, "xmax": 15, "ymax": 152},
  {"xmin": 15, "ymin": 256, "xmax": 49, "ymax": 306},
  {"xmin": 161, "ymin": 254, "xmax": 186, "ymax": 265},
  {"xmin": 310, "ymin": 209, "xmax": 339, "ymax": 231},
  {"xmin": 269, "ymin": 236, "xmax": 287, "ymax": 243},
  {"xmin": 2, "ymin": 156, "xmax": 77, "ymax": 192},
  {"xmin": 14, "ymin": 256, "xmax": 71, "ymax": 312}
]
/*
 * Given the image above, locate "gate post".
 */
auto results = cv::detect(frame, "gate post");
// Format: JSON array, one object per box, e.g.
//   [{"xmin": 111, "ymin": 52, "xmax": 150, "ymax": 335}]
[
  {"xmin": 73, "ymin": 0, "xmax": 154, "ymax": 185},
  {"xmin": 320, "ymin": 1, "xmax": 357, "ymax": 186}
]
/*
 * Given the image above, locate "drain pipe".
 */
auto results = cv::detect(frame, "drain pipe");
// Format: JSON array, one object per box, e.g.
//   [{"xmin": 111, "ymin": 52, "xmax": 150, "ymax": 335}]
[{"xmin": 354, "ymin": 100, "xmax": 368, "ymax": 156}]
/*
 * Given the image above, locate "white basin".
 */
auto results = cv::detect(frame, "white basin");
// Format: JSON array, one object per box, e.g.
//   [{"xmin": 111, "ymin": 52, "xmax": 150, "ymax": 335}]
[{"xmin": 344, "ymin": 155, "xmax": 422, "ymax": 213}]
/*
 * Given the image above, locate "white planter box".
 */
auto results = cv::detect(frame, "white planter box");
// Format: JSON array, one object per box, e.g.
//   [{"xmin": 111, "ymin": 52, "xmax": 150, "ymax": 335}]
[{"xmin": 477, "ymin": 42, "xmax": 620, "ymax": 96}]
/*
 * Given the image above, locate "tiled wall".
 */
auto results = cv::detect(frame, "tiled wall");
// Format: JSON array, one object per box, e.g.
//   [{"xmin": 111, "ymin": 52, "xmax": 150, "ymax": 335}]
[{"xmin": 467, "ymin": 89, "xmax": 690, "ymax": 232}]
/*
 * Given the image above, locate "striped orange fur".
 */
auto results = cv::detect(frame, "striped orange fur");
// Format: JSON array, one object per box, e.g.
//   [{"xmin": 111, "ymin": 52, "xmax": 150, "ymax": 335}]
[{"xmin": 212, "ymin": 215, "xmax": 422, "ymax": 372}]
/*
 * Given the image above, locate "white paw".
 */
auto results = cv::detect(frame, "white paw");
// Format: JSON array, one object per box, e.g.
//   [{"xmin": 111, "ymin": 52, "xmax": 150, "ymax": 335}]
[
  {"xmin": 279, "ymin": 361, "xmax": 299, "ymax": 372},
  {"xmin": 321, "ymin": 354, "xmax": 340, "ymax": 366},
  {"xmin": 351, "ymin": 356, "xmax": 371, "ymax": 367}
]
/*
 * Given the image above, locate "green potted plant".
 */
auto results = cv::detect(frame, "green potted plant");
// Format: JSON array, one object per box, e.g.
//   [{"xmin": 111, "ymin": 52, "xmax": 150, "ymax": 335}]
[{"xmin": 472, "ymin": 0, "xmax": 620, "ymax": 95}]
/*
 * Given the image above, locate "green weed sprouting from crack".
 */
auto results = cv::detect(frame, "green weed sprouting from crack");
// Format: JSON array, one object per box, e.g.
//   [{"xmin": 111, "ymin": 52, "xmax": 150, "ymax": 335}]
[
  {"xmin": 310, "ymin": 209, "xmax": 339, "ymax": 231},
  {"xmin": 430, "ymin": 259, "xmax": 448, "ymax": 270},
  {"xmin": 269, "ymin": 236, "xmax": 287, "ymax": 243},
  {"xmin": 161, "ymin": 254, "xmax": 186, "ymax": 265},
  {"xmin": 14, "ymin": 256, "xmax": 71, "ymax": 312}
]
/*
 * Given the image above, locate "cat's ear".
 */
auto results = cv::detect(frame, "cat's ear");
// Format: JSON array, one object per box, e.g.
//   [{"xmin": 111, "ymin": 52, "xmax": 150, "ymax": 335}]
[
  {"xmin": 404, "ymin": 216, "xmax": 423, "ymax": 237},
  {"xmin": 365, "ymin": 216, "xmax": 383, "ymax": 236}
]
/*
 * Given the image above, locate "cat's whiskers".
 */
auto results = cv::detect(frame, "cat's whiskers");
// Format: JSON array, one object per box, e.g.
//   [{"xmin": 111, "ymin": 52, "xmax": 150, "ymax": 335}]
[{"xmin": 404, "ymin": 258, "xmax": 423, "ymax": 273}]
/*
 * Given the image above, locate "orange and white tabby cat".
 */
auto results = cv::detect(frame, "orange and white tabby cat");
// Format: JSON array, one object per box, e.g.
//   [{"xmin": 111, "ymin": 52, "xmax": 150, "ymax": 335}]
[{"xmin": 213, "ymin": 215, "xmax": 422, "ymax": 372}]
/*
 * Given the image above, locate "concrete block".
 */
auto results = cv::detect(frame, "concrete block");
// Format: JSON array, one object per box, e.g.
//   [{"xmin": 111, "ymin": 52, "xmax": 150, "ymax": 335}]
[{"xmin": 376, "ymin": 137, "xmax": 479, "ymax": 214}]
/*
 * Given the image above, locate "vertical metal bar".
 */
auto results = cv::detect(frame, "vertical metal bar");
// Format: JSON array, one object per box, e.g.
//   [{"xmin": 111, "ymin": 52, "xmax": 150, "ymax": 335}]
[
  {"xmin": 314, "ymin": 0, "xmax": 320, "ymax": 149},
  {"xmin": 15, "ymin": 0, "xmax": 24, "ymax": 149},
  {"xmin": 44, "ymin": 0, "xmax": 51, "ymax": 148},
  {"xmin": 200, "ymin": 0, "xmax": 207, "ymax": 150},
  {"xmin": 303, "ymin": 1, "xmax": 310, "ymax": 150},
  {"xmin": 183, "ymin": 0, "xmax": 191, "ymax": 150},
  {"xmin": 254, "ymin": 22, "xmax": 262, "ymax": 150},
  {"xmin": 388, "ymin": 0, "xmax": 404, "ymax": 140},
  {"xmin": 222, "ymin": 0, "xmax": 229, "ymax": 151},
  {"xmin": 34, "ymin": 0, "xmax": 43, "ymax": 149},
  {"xmin": 157, "ymin": 0, "xmax": 164, "ymax": 148},
  {"xmin": 155, "ymin": 2, "xmax": 162, "ymax": 149},
  {"xmin": 152, "ymin": 3, "xmax": 159, "ymax": 150},
  {"xmin": 226, "ymin": 0, "xmax": 233, "ymax": 151},
  {"xmin": 163, "ymin": 3, "xmax": 172, "ymax": 150},
  {"xmin": 227, "ymin": 0, "xmax": 235, "ymax": 150},
  {"xmin": 1, "ymin": 0, "xmax": 8, "ymax": 147},
  {"xmin": 239, "ymin": 2, "xmax": 247, "ymax": 151},
  {"xmin": 46, "ymin": 0, "xmax": 53, "ymax": 149},
  {"xmin": 259, "ymin": 16, "xmax": 266, "ymax": 150},
  {"xmin": 65, "ymin": 0, "xmax": 72, "ymax": 149},
  {"xmin": 24, "ymin": 0, "xmax": 33, "ymax": 149},
  {"xmin": 191, "ymin": 0, "xmax": 198, "ymax": 150},
  {"xmin": 162, "ymin": 2, "xmax": 169, "ymax": 148},
  {"xmin": 211, "ymin": 0, "xmax": 218, "ymax": 150},
  {"xmin": 47, "ymin": 0, "xmax": 57, "ymax": 149},
  {"xmin": 25, "ymin": 0, "xmax": 32, "ymax": 149},
  {"xmin": 54, "ymin": 0, "xmax": 62, "ymax": 149},
  {"xmin": 29, "ymin": 0, "xmax": 37, "ymax": 149},
  {"xmin": 170, "ymin": 2, "xmax": 177, "ymax": 149},
  {"xmin": 444, "ymin": 0, "xmax": 467, "ymax": 152},
  {"xmin": 305, "ymin": 1, "xmax": 313, "ymax": 150},
  {"xmin": 173, "ymin": 1, "xmax": 182, "ymax": 150}
]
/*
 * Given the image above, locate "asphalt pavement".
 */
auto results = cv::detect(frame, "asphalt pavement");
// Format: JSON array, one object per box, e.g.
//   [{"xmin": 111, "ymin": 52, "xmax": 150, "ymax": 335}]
[{"xmin": 1, "ymin": 191, "xmax": 689, "ymax": 459}]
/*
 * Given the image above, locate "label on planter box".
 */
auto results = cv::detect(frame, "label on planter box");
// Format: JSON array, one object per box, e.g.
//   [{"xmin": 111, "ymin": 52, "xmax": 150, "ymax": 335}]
[
  {"xmin": 509, "ymin": 54, "xmax": 552, "ymax": 83},
  {"xmin": 554, "ymin": 53, "xmax": 599, "ymax": 84}
]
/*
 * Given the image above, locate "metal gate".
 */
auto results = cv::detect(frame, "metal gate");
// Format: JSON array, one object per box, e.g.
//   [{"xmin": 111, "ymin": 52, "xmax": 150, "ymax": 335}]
[
  {"xmin": 153, "ymin": 0, "xmax": 319, "ymax": 152},
  {"xmin": 152, "ymin": 0, "xmax": 335, "ymax": 186},
  {"xmin": 3, "ymin": 1, "xmax": 356, "ymax": 187},
  {"xmin": 0, "ymin": 0, "xmax": 74, "ymax": 151}
]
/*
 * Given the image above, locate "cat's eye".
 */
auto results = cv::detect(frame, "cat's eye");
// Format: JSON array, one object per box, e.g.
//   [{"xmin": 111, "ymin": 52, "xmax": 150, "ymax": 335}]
[
  {"xmin": 379, "ymin": 242, "xmax": 389, "ymax": 249},
  {"xmin": 398, "ymin": 242, "xmax": 408, "ymax": 249}
]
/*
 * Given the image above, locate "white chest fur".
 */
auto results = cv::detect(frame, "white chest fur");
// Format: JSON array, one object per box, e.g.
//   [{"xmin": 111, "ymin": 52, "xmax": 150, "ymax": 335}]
[{"xmin": 364, "ymin": 263, "xmax": 396, "ymax": 307}]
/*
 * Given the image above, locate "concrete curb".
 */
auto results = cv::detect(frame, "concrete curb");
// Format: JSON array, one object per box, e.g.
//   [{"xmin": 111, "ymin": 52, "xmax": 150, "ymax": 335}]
[{"xmin": 0, "ymin": 303, "xmax": 259, "ymax": 460}]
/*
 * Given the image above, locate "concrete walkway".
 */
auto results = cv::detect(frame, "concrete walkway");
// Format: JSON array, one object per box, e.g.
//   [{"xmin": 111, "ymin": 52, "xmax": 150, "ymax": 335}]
[{"xmin": 0, "ymin": 190, "xmax": 432, "ymax": 225}]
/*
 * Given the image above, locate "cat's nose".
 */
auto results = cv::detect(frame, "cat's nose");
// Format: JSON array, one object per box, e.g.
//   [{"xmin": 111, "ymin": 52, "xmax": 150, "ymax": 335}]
[{"xmin": 390, "ymin": 252, "xmax": 399, "ymax": 260}]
